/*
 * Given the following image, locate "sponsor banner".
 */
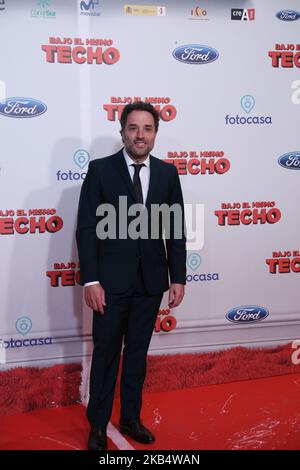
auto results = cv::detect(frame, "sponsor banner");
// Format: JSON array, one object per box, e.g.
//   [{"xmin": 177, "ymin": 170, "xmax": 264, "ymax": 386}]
[
  {"xmin": 41, "ymin": 37, "xmax": 120, "ymax": 64},
  {"xmin": 79, "ymin": 0, "xmax": 101, "ymax": 17},
  {"xmin": 266, "ymin": 250, "xmax": 300, "ymax": 274},
  {"xmin": 47, "ymin": 262, "xmax": 80, "ymax": 287},
  {"xmin": 0, "ymin": 209, "xmax": 63, "ymax": 235},
  {"xmin": 1, "ymin": 0, "xmax": 299, "ymax": 366},
  {"xmin": 268, "ymin": 44, "xmax": 300, "ymax": 68},
  {"xmin": 163, "ymin": 150, "xmax": 230, "ymax": 175},
  {"xmin": 0, "ymin": 316, "xmax": 53, "ymax": 350},
  {"xmin": 214, "ymin": 201, "xmax": 281, "ymax": 226},
  {"xmin": 226, "ymin": 306, "xmax": 269, "ymax": 324},
  {"xmin": 56, "ymin": 150, "xmax": 90, "ymax": 182},
  {"xmin": 155, "ymin": 308, "xmax": 176, "ymax": 333},
  {"xmin": 103, "ymin": 96, "xmax": 176, "ymax": 122},
  {"xmin": 30, "ymin": 0, "xmax": 56, "ymax": 19},
  {"xmin": 188, "ymin": 6, "xmax": 209, "ymax": 20},
  {"xmin": 186, "ymin": 273, "xmax": 219, "ymax": 282},
  {"xmin": 187, "ymin": 252, "xmax": 201, "ymax": 271},
  {"xmin": 0, "ymin": 97, "xmax": 47, "ymax": 118},
  {"xmin": 278, "ymin": 151, "xmax": 300, "ymax": 170},
  {"xmin": 276, "ymin": 10, "xmax": 300, "ymax": 22},
  {"xmin": 225, "ymin": 95, "xmax": 272, "ymax": 125},
  {"xmin": 186, "ymin": 253, "xmax": 219, "ymax": 283},
  {"xmin": 231, "ymin": 8, "xmax": 255, "ymax": 21},
  {"xmin": 124, "ymin": 4, "xmax": 165, "ymax": 16},
  {"xmin": 173, "ymin": 44, "xmax": 218, "ymax": 65}
]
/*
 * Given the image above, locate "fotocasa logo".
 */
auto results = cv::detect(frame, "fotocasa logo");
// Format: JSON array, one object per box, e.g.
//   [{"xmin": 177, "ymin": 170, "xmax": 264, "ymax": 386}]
[
  {"xmin": 225, "ymin": 95, "xmax": 272, "ymax": 125},
  {"xmin": 186, "ymin": 252, "xmax": 220, "ymax": 282},
  {"xmin": 0, "ymin": 316, "xmax": 53, "ymax": 350}
]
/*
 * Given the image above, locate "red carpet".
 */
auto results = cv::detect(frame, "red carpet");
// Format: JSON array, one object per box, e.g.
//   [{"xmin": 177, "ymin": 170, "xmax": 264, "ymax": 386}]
[
  {"xmin": 1, "ymin": 373, "xmax": 300, "ymax": 450},
  {"xmin": 0, "ymin": 343, "xmax": 298, "ymax": 416},
  {"xmin": 141, "ymin": 343, "xmax": 300, "ymax": 394},
  {"xmin": 0, "ymin": 364, "xmax": 81, "ymax": 415}
]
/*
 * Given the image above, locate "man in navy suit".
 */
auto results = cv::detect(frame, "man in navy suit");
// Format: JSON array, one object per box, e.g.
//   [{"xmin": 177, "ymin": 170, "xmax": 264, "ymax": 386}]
[{"xmin": 76, "ymin": 102, "xmax": 186, "ymax": 450}]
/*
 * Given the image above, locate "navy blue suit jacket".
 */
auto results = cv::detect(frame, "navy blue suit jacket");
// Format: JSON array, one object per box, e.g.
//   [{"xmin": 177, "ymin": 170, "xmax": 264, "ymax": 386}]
[{"xmin": 76, "ymin": 150, "xmax": 186, "ymax": 294}]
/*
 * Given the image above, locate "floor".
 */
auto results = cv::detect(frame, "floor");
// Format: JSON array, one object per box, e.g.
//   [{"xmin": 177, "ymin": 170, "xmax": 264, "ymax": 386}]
[{"xmin": 1, "ymin": 373, "xmax": 300, "ymax": 450}]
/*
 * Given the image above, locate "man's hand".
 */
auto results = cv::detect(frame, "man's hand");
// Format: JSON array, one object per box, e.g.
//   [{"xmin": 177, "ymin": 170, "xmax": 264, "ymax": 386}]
[
  {"xmin": 168, "ymin": 283, "xmax": 185, "ymax": 308},
  {"xmin": 84, "ymin": 284, "xmax": 106, "ymax": 314}
]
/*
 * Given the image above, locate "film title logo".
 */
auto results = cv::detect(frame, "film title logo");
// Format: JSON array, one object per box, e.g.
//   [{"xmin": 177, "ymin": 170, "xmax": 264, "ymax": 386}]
[
  {"xmin": 155, "ymin": 308, "xmax": 177, "ymax": 333},
  {"xmin": 215, "ymin": 201, "xmax": 281, "ymax": 226},
  {"xmin": 0, "ymin": 209, "xmax": 63, "ymax": 235},
  {"xmin": 41, "ymin": 37, "xmax": 120, "ymax": 64},
  {"xmin": 46, "ymin": 262, "xmax": 80, "ymax": 287},
  {"xmin": 103, "ymin": 96, "xmax": 176, "ymax": 122},
  {"xmin": 268, "ymin": 44, "xmax": 300, "ymax": 68},
  {"xmin": 266, "ymin": 250, "xmax": 300, "ymax": 274},
  {"xmin": 164, "ymin": 150, "xmax": 230, "ymax": 175}
]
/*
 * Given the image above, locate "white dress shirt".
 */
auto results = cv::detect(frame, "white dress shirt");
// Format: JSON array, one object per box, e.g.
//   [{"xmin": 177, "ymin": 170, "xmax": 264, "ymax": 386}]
[{"xmin": 84, "ymin": 149, "xmax": 151, "ymax": 287}]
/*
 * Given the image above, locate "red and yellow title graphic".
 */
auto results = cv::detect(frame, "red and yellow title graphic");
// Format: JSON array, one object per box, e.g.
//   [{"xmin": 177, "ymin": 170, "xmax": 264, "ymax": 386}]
[
  {"xmin": 268, "ymin": 44, "xmax": 300, "ymax": 68},
  {"xmin": 163, "ymin": 151, "xmax": 230, "ymax": 175},
  {"xmin": 0, "ymin": 209, "xmax": 63, "ymax": 235},
  {"xmin": 41, "ymin": 37, "xmax": 120, "ymax": 64},
  {"xmin": 103, "ymin": 96, "xmax": 176, "ymax": 122},
  {"xmin": 266, "ymin": 250, "xmax": 300, "ymax": 274},
  {"xmin": 154, "ymin": 308, "xmax": 177, "ymax": 333},
  {"xmin": 214, "ymin": 201, "xmax": 281, "ymax": 226},
  {"xmin": 47, "ymin": 262, "xmax": 80, "ymax": 286}
]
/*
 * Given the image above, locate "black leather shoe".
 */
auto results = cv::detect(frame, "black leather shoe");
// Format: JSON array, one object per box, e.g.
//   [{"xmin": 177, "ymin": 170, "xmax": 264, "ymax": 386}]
[
  {"xmin": 119, "ymin": 419, "xmax": 155, "ymax": 444},
  {"xmin": 87, "ymin": 427, "xmax": 108, "ymax": 450}
]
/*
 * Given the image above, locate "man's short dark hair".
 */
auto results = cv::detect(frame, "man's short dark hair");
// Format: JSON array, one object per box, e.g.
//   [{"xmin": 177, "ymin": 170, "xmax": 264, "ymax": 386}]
[{"xmin": 120, "ymin": 101, "xmax": 160, "ymax": 132}]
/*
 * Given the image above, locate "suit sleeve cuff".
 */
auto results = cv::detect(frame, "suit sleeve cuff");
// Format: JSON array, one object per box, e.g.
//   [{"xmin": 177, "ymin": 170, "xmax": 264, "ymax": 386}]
[{"xmin": 84, "ymin": 281, "xmax": 100, "ymax": 287}]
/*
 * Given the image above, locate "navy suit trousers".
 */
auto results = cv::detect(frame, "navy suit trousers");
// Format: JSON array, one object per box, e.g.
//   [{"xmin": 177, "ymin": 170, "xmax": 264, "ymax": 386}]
[{"xmin": 87, "ymin": 263, "xmax": 163, "ymax": 429}]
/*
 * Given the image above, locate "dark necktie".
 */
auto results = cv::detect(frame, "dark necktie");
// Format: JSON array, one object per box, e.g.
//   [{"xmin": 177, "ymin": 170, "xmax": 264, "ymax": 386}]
[{"xmin": 132, "ymin": 164, "xmax": 145, "ymax": 205}]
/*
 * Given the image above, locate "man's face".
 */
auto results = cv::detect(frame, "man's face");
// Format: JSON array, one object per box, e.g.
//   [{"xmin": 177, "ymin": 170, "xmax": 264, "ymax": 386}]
[{"xmin": 121, "ymin": 110, "xmax": 157, "ymax": 161}]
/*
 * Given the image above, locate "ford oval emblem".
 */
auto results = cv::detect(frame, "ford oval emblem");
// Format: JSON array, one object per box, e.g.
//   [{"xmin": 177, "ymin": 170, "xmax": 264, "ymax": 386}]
[
  {"xmin": 0, "ymin": 97, "xmax": 47, "ymax": 118},
  {"xmin": 278, "ymin": 152, "xmax": 300, "ymax": 170},
  {"xmin": 276, "ymin": 10, "xmax": 300, "ymax": 21},
  {"xmin": 226, "ymin": 305, "xmax": 269, "ymax": 324},
  {"xmin": 173, "ymin": 44, "xmax": 219, "ymax": 64}
]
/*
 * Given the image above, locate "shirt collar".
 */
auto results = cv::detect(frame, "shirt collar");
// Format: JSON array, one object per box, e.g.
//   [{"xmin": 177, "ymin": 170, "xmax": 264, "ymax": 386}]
[{"xmin": 123, "ymin": 148, "xmax": 150, "ymax": 168}]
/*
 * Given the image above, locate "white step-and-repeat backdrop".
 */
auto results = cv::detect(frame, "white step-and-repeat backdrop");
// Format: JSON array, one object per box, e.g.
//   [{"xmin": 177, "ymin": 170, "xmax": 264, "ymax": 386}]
[{"xmin": 0, "ymin": 0, "xmax": 299, "ymax": 369}]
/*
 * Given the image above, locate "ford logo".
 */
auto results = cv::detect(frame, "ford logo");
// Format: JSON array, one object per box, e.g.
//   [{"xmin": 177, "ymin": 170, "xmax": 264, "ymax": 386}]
[
  {"xmin": 173, "ymin": 44, "xmax": 219, "ymax": 64},
  {"xmin": 278, "ymin": 152, "xmax": 300, "ymax": 170},
  {"xmin": 0, "ymin": 97, "xmax": 47, "ymax": 118},
  {"xmin": 226, "ymin": 305, "xmax": 269, "ymax": 324},
  {"xmin": 276, "ymin": 10, "xmax": 300, "ymax": 21}
]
